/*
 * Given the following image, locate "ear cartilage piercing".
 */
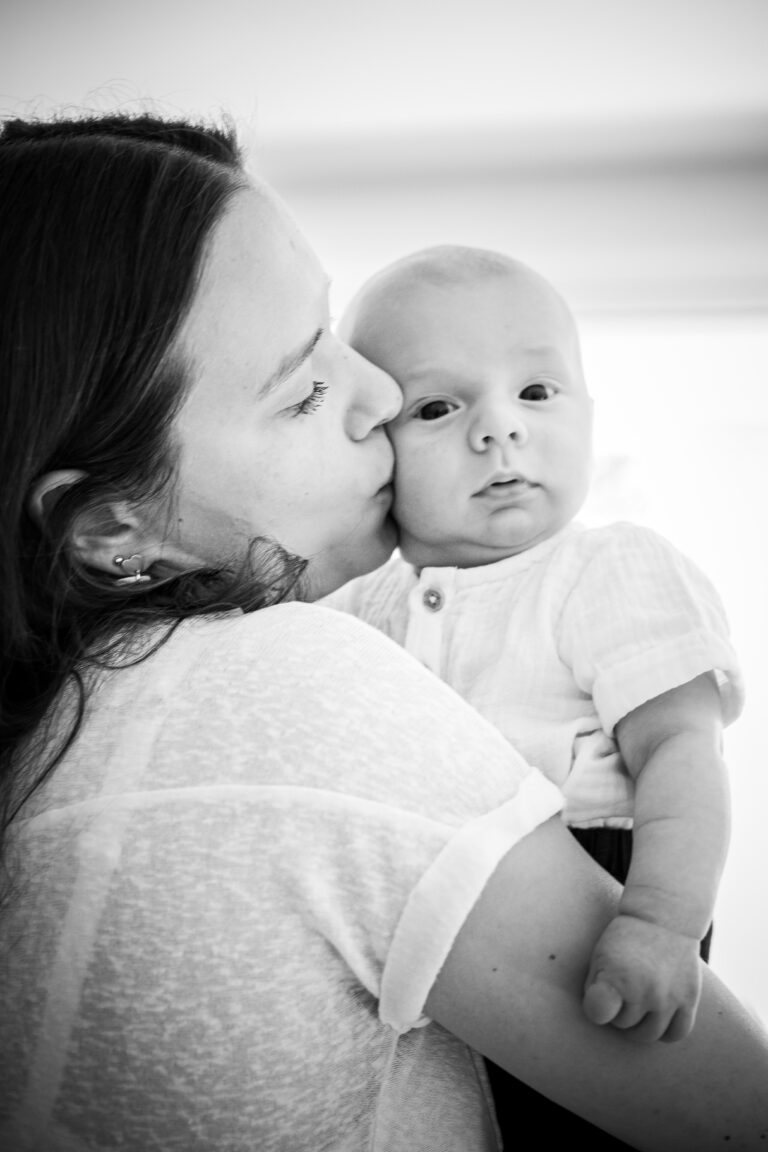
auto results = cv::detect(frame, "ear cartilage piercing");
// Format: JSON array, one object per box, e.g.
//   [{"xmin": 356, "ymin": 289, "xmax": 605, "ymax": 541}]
[{"xmin": 113, "ymin": 554, "xmax": 152, "ymax": 585}]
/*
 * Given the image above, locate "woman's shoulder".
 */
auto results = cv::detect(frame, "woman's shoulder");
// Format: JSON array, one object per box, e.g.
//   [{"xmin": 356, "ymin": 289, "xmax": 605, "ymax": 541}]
[
  {"xmin": 135, "ymin": 601, "xmax": 470, "ymax": 731},
  {"xmin": 77, "ymin": 604, "xmax": 409, "ymax": 755},
  {"xmin": 77, "ymin": 602, "xmax": 553, "ymax": 826},
  {"xmin": 165, "ymin": 603, "xmax": 536, "ymax": 778},
  {"xmin": 168, "ymin": 600, "xmax": 409, "ymax": 673}
]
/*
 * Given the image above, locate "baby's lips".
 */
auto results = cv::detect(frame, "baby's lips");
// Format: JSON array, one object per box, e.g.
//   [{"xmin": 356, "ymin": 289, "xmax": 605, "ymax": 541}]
[{"xmin": 474, "ymin": 473, "xmax": 529, "ymax": 496}]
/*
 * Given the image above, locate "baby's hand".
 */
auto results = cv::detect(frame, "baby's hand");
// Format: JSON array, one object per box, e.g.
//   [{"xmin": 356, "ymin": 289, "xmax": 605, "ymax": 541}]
[{"xmin": 581, "ymin": 914, "xmax": 702, "ymax": 1043}]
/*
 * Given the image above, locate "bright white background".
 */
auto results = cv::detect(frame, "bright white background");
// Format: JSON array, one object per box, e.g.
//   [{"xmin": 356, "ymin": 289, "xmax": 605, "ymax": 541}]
[{"xmin": 3, "ymin": 0, "xmax": 767, "ymax": 1026}]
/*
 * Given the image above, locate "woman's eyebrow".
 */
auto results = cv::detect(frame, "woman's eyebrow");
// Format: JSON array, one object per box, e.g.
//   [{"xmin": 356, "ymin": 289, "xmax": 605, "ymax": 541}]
[{"xmin": 258, "ymin": 328, "xmax": 323, "ymax": 399}]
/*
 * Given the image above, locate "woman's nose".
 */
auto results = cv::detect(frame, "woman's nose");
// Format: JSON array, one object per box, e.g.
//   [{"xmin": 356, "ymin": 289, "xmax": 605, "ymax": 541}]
[
  {"xmin": 345, "ymin": 345, "xmax": 402, "ymax": 439},
  {"xmin": 469, "ymin": 404, "xmax": 528, "ymax": 452}
]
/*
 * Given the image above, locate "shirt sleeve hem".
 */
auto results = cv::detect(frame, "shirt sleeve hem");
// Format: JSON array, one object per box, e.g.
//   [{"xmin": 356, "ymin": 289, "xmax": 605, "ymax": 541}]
[
  {"xmin": 378, "ymin": 771, "xmax": 563, "ymax": 1033},
  {"xmin": 592, "ymin": 633, "xmax": 744, "ymax": 736}
]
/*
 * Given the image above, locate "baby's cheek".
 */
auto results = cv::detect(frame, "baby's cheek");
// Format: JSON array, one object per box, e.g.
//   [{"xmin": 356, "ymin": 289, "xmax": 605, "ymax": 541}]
[
  {"xmin": 392, "ymin": 428, "xmax": 449, "ymax": 509},
  {"xmin": 392, "ymin": 472, "xmax": 437, "ymax": 534},
  {"xmin": 390, "ymin": 434, "xmax": 416, "ymax": 490}
]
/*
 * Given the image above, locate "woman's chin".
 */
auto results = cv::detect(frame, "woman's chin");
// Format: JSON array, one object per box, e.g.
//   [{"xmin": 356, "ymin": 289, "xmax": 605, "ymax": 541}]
[
  {"xmin": 309, "ymin": 518, "xmax": 398, "ymax": 600},
  {"xmin": 366, "ymin": 513, "xmax": 399, "ymax": 571}
]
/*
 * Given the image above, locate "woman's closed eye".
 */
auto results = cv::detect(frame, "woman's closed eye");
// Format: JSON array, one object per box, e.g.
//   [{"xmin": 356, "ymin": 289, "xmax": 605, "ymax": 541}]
[
  {"xmin": 290, "ymin": 380, "xmax": 328, "ymax": 416},
  {"xmin": 414, "ymin": 398, "xmax": 458, "ymax": 421}
]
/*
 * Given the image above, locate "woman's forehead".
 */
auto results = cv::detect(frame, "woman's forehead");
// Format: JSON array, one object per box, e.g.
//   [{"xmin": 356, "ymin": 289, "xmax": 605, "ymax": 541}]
[
  {"xmin": 178, "ymin": 185, "xmax": 324, "ymax": 358},
  {"xmin": 201, "ymin": 185, "xmax": 315, "ymax": 292}
]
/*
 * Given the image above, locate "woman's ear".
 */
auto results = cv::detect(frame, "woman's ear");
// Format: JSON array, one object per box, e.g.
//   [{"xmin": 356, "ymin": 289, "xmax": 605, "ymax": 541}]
[
  {"xmin": 27, "ymin": 469, "xmax": 86, "ymax": 524},
  {"xmin": 29, "ymin": 471, "xmax": 153, "ymax": 577},
  {"xmin": 70, "ymin": 502, "xmax": 151, "ymax": 577},
  {"xmin": 74, "ymin": 507, "xmax": 207, "ymax": 580},
  {"xmin": 29, "ymin": 470, "xmax": 206, "ymax": 579}
]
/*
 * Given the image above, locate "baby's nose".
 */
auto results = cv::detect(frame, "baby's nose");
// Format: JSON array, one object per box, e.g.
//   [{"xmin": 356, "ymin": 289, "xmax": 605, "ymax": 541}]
[{"xmin": 470, "ymin": 405, "xmax": 528, "ymax": 451}]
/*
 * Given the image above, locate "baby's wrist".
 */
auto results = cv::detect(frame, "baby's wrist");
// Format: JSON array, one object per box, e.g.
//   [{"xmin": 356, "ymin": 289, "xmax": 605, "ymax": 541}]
[
  {"xmin": 616, "ymin": 890, "xmax": 709, "ymax": 943},
  {"xmin": 613, "ymin": 912, "xmax": 700, "ymax": 949}
]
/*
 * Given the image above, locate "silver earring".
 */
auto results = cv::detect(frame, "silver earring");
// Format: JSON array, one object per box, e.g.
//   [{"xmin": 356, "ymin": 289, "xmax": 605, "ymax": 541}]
[{"xmin": 113, "ymin": 554, "xmax": 152, "ymax": 585}]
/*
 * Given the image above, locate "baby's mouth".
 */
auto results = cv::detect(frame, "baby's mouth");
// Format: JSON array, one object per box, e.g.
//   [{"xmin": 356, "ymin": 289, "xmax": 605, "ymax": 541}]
[{"xmin": 475, "ymin": 475, "xmax": 532, "ymax": 497}]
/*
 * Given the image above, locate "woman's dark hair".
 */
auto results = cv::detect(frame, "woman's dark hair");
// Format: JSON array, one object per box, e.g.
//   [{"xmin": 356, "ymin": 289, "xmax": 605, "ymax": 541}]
[{"xmin": 0, "ymin": 113, "xmax": 306, "ymax": 858}]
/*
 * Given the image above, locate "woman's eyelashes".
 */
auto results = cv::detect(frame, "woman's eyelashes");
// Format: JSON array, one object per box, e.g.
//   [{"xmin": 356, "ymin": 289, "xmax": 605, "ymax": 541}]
[{"xmin": 290, "ymin": 380, "xmax": 328, "ymax": 417}]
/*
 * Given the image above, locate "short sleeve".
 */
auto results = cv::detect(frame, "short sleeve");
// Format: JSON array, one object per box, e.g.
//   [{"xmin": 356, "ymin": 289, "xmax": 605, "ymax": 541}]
[
  {"xmin": 556, "ymin": 523, "xmax": 744, "ymax": 734},
  {"xmin": 378, "ymin": 773, "xmax": 558, "ymax": 1030},
  {"xmin": 201, "ymin": 605, "xmax": 564, "ymax": 1031},
  {"xmin": 143, "ymin": 605, "xmax": 564, "ymax": 1031}
]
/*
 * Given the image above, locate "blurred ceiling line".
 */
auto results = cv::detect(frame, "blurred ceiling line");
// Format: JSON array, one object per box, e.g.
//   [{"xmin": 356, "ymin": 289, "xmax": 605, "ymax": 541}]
[{"xmin": 253, "ymin": 112, "xmax": 768, "ymax": 186}]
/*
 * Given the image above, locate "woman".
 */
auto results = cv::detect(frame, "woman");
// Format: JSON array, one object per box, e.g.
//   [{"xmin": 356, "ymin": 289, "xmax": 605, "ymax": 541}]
[{"xmin": 0, "ymin": 113, "xmax": 767, "ymax": 1152}]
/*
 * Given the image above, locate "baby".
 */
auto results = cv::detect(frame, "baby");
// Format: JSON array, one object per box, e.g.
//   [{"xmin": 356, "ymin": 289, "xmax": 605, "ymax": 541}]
[{"xmin": 325, "ymin": 244, "xmax": 744, "ymax": 1045}]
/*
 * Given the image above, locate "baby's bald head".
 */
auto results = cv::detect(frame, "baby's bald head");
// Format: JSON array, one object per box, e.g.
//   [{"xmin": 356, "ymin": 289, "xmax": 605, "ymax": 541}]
[{"xmin": 338, "ymin": 245, "xmax": 580, "ymax": 375}]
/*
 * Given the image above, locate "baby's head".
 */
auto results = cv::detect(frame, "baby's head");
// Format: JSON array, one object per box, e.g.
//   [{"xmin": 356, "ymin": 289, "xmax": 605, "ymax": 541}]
[{"xmin": 339, "ymin": 245, "xmax": 594, "ymax": 568}]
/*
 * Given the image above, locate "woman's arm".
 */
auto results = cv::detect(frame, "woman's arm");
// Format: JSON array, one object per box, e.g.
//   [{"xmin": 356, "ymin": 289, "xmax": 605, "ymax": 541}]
[
  {"xmin": 425, "ymin": 815, "xmax": 768, "ymax": 1151},
  {"xmin": 579, "ymin": 672, "xmax": 729, "ymax": 1041}
]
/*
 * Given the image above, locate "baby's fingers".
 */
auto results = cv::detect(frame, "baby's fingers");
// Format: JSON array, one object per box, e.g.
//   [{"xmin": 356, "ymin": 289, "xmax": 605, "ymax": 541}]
[
  {"xmin": 660, "ymin": 1003, "xmax": 697, "ymax": 1044},
  {"xmin": 582, "ymin": 975, "xmax": 624, "ymax": 1025},
  {"xmin": 615, "ymin": 1010, "xmax": 670, "ymax": 1044},
  {"xmin": 582, "ymin": 989, "xmax": 696, "ymax": 1044}
]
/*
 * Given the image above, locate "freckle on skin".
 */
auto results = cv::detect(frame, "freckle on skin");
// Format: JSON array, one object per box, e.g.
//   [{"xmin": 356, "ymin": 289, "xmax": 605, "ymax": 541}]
[
  {"xmin": 548, "ymin": 954, "xmax": 556, "ymax": 961},
  {"xmin": 491, "ymin": 967, "xmax": 498, "ymax": 973}
]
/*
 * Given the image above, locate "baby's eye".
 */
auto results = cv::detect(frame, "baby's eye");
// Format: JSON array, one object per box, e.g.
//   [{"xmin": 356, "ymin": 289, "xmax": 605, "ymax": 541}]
[
  {"xmin": 519, "ymin": 381, "xmax": 556, "ymax": 401},
  {"xmin": 414, "ymin": 399, "xmax": 457, "ymax": 421}
]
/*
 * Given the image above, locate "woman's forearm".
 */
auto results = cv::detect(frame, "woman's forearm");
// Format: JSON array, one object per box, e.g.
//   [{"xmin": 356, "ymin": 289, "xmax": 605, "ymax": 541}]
[{"xmin": 425, "ymin": 817, "xmax": 768, "ymax": 1149}]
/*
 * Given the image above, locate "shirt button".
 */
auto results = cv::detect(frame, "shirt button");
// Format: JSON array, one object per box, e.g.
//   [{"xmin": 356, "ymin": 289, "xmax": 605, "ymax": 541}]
[{"xmin": 422, "ymin": 588, "xmax": 443, "ymax": 611}]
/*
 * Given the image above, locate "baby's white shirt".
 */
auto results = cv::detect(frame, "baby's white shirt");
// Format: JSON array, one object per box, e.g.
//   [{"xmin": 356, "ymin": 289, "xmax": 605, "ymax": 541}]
[{"xmin": 324, "ymin": 521, "xmax": 744, "ymax": 827}]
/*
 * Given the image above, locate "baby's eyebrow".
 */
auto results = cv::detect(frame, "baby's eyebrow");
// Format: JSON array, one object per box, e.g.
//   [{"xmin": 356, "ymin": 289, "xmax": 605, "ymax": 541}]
[
  {"xmin": 401, "ymin": 367, "xmax": 468, "ymax": 388},
  {"xmin": 520, "ymin": 343, "xmax": 563, "ymax": 357}
]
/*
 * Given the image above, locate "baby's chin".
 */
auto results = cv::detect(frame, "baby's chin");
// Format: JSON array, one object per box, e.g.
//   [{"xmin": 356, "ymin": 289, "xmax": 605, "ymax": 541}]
[
  {"xmin": 396, "ymin": 521, "xmax": 572, "ymax": 569},
  {"xmin": 396, "ymin": 533, "xmax": 512, "ymax": 570}
]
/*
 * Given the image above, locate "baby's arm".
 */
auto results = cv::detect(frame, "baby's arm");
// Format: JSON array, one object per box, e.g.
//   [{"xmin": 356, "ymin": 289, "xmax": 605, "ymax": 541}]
[{"xmin": 581, "ymin": 671, "xmax": 730, "ymax": 1043}]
